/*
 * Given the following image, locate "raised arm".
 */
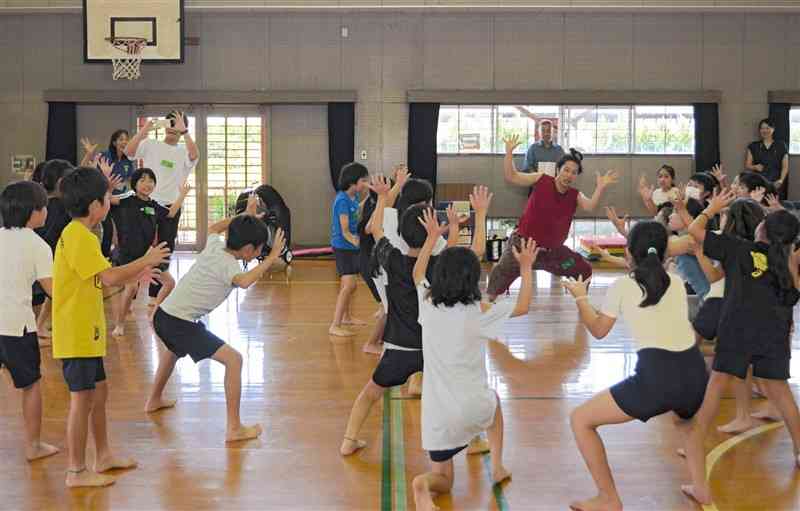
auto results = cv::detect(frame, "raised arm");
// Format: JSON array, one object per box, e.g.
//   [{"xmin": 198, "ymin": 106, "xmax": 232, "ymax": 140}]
[
  {"xmin": 562, "ymin": 276, "xmax": 616, "ymax": 339},
  {"xmin": 510, "ymin": 238, "xmax": 540, "ymax": 317},
  {"xmin": 125, "ymin": 119, "xmax": 154, "ymax": 159},
  {"xmin": 444, "ymin": 205, "xmax": 460, "ymax": 248},
  {"xmin": 413, "ymin": 208, "xmax": 442, "ymax": 287},
  {"xmin": 687, "ymin": 188, "xmax": 736, "ymax": 244},
  {"xmin": 173, "ymin": 112, "xmax": 198, "ymax": 162},
  {"xmin": 168, "ymin": 180, "xmax": 191, "ymax": 218},
  {"xmin": 368, "ymin": 174, "xmax": 392, "ymax": 242},
  {"xmin": 79, "ymin": 138, "xmax": 99, "ymax": 167},
  {"xmin": 386, "ymin": 165, "xmax": 410, "ymax": 208},
  {"xmin": 231, "ymin": 229, "xmax": 285, "ymax": 289},
  {"xmin": 578, "ymin": 170, "xmax": 620, "ymax": 212},
  {"xmin": 638, "ymin": 176, "xmax": 657, "ymax": 216},
  {"xmin": 503, "ymin": 134, "xmax": 543, "ymax": 188},
  {"xmin": 98, "ymin": 242, "xmax": 170, "ymax": 287},
  {"xmin": 209, "ymin": 192, "xmax": 262, "ymax": 235},
  {"xmin": 605, "ymin": 206, "xmax": 629, "ymax": 239},
  {"xmin": 469, "ymin": 185, "xmax": 492, "ymax": 258}
]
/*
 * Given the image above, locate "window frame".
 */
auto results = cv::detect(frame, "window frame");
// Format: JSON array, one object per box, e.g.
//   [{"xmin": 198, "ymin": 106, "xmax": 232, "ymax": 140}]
[
  {"xmin": 789, "ymin": 106, "xmax": 800, "ymax": 155},
  {"xmin": 436, "ymin": 104, "xmax": 695, "ymax": 157}
]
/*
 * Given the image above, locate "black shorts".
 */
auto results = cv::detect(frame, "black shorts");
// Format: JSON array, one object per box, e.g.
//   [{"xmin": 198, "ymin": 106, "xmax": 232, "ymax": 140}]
[
  {"xmin": 372, "ymin": 348, "xmax": 424, "ymax": 388},
  {"xmin": 0, "ymin": 331, "xmax": 42, "ymax": 389},
  {"xmin": 713, "ymin": 350, "xmax": 791, "ymax": 380},
  {"xmin": 31, "ymin": 281, "xmax": 49, "ymax": 307},
  {"xmin": 334, "ymin": 249, "xmax": 360, "ymax": 276},
  {"xmin": 429, "ymin": 445, "xmax": 468, "ymax": 463},
  {"xmin": 153, "ymin": 308, "xmax": 225, "ymax": 363},
  {"xmin": 359, "ymin": 250, "xmax": 381, "ymax": 303},
  {"xmin": 692, "ymin": 297, "xmax": 722, "ymax": 341},
  {"xmin": 610, "ymin": 346, "xmax": 708, "ymax": 422},
  {"xmin": 62, "ymin": 357, "xmax": 106, "ymax": 392}
]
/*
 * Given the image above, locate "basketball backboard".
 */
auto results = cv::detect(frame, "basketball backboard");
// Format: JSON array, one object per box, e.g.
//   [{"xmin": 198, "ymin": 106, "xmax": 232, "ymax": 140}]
[{"xmin": 83, "ymin": 0, "xmax": 185, "ymax": 63}]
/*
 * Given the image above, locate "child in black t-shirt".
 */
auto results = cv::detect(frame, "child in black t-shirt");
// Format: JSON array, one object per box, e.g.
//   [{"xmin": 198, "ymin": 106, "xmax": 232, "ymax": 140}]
[
  {"xmin": 682, "ymin": 190, "xmax": 800, "ymax": 506},
  {"xmin": 339, "ymin": 175, "xmax": 491, "ymax": 457},
  {"xmin": 111, "ymin": 168, "xmax": 189, "ymax": 338}
]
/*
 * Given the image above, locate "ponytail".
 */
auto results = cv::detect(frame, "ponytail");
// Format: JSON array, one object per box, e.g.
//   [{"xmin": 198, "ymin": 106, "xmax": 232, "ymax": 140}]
[
  {"xmin": 763, "ymin": 210, "xmax": 800, "ymax": 294},
  {"xmin": 627, "ymin": 221, "xmax": 670, "ymax": 307}
]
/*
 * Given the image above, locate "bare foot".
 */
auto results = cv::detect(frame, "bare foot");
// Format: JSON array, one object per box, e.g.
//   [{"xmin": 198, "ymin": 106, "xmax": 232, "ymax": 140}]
[
  {"xmin": 343, "ymin": 317, "xmax": 367, "ymax": 327},
  {"xmin": 466, "ymin": 437, "xmax": 490, "ymax": 455},
  {"xmin": 329, "ymin": 326, "xmax": 355, "ymax": 337},
  {"xmin": 412, "ymin": 476, "xmax": 441, "ymax": 511},
  {"xmin": 362, "ymin": 341, "xmax": 383, "ymax": 355},
  {"xmin": 226, "ymin": 424, "xmax": 262, "ymax": 443},
  {"xmin": 95, "ymin": 455, "xmax": 138, "ymax": 473},
  {"xmin": 492, "ymin": 466, "xmax": 512, "ymax": 485},
  {"xmin": 717, "ymin": 417, "xmax": 758, "ymax": 434},
  {"xmin": 681, "ymin": 484, "xmax": 712, "ymax": 506},
  {"xmin": 26, "ymin": 442, "xmax": 60, "ymax": 461},
  {"xmin": 676, "ymin": 447, "xmax": 686, "ymax": 458},
  {"xmin": 340, "ymin": 438, "xmax": 367, "ymax": 456},
  {"xmin": 568, "ymin": 494, "xmax": 623, "ymax": 511},
  {"xmin": 751, "ymin": 406, "xmax": 782, "ymax": 422},
  {"xmin": 66, "ymin": 469, "xmax": 116, "ymax": 488},
  {"xmin": 144, "ymin": 397, "xmax": 177, "ymax": 413},
  {"xmin": 111, "ymin": 326, "xmax": 125, "ymax": 338}
]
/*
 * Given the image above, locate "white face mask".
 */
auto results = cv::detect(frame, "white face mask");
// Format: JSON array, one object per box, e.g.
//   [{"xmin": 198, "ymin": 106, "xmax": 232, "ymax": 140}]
[{"xmin": 685, "ymin": 186, "xmax": 702, "ymax": 201}]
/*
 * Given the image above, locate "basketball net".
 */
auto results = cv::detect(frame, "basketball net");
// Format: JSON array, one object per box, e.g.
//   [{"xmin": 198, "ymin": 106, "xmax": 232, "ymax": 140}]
[{"xmin": 108, "ymin": 38, "xmax": 146, "ymax": 80}]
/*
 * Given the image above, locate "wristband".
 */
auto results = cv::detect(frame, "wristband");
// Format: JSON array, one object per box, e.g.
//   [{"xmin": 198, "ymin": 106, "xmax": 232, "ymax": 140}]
[{"xmin": 698, "ymin": 212, "xmax": 711, "ymax": 222}]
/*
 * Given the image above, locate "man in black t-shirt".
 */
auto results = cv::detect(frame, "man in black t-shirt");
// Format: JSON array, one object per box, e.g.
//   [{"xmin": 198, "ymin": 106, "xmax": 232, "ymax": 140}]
[{"xmin": 745, "ymin": 118, "xmax": 790, "ymax": 198}]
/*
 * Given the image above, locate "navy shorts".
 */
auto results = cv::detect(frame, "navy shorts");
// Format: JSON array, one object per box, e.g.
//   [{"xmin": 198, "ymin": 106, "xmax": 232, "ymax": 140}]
[
  {"xmin": 334, "ymin": 249, "xmax": 360, "ymax": 276},
  {"xmin": 429, "ymin": 445, "xmax": 468, "ymax": 463},
  {"xmin": 153, "ymin": 308, "xmax": 225, "ymax": 363},
  {"xmin": 692, "ymin": 297, "xmax": 722, "ymax": 341},
  {"xmin": 372, "ymin": 348, "xmax": 423, "ymax": 388},
  {"xmin": 62, "ymin": 357, "xmax": 107, "ymax": 392},
  {"xmin": 610, "ymin": 346, "xmax": 708, "ymax": 422},
  {"xmin": 0, "ymin": 331, "xmax": 42, "ymax": 389}
]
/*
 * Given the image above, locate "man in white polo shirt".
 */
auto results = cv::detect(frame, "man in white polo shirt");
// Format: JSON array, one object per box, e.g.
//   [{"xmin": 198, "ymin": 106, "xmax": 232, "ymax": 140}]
[{"xmin": 125, "ymin": 110, "xmax": 199, "ymax": 303}]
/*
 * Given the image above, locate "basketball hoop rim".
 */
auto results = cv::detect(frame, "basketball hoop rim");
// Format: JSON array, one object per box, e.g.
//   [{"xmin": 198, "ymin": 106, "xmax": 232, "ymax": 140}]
[{"xmin": 106, "ymin": 37, "xmax": 148, "ymax": 52}]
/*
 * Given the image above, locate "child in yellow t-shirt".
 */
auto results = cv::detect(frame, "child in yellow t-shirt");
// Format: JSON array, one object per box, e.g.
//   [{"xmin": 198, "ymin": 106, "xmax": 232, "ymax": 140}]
[{"xmin": 53, "ymin": 167, "xmax": 169, "ymax": 488}]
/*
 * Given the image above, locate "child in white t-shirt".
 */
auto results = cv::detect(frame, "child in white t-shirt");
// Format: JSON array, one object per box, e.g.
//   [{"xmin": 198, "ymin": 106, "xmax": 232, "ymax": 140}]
[
  {"xmin": 562, "ymin": 220, "xmax": 708, "ymax": 511},
  {"xmin": 0, "ymin": 181, "xmax": 60, "ymax": 462},
  {"xmin": 146, "ymin": 195, "xmax": 285, "ymax": 443},
  {"xmin": 410, "ymin": 208, "xmax": 539, "ymax": 511}
]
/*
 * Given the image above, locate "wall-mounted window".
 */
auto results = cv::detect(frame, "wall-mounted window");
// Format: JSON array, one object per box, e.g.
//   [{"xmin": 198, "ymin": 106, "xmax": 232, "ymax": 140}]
[
  {"xmin": 437, "ymin": 105, "xmax": 694, "ymax": 156},
  {"xmin": 790, "ymin": 107, "xmax": 800, "ymax": 154}
]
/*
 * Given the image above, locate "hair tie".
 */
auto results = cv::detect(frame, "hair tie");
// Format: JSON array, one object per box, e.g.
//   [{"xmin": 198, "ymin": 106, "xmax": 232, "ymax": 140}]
[{"xmin": 647, "ymin": 247, "xmax": 658, "ymax": 256}]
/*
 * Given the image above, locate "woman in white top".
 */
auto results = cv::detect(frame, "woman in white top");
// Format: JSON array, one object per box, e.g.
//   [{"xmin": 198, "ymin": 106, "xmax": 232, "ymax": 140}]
[
  {"xmin": 410, "ymin": 208, "xmax": 539, "ymax": 511},
  {"xmin": 562, "ymin": 221, "xmax": 708, "ymax": 511}
]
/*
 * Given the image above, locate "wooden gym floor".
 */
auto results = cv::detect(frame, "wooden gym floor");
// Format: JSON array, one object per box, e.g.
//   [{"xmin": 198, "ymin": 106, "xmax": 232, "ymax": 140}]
[{"xmin": 1, "ymin": 256, "xmax": 799, "ymax": 511}]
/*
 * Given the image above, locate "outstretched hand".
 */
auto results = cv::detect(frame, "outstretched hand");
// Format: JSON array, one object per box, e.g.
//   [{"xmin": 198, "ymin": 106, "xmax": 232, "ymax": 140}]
[
  {"xmin": 394, "ymin": 165, "xmax": 410, "ymax": 188},
  {"xmin": 597, "ymin": 170, "xmax": 620, "ymax": 188},
  {"xmin": 707, "ymin": 187, "xmax": 737, "ymax": 215},
  {"xmin": 561, "ymin": 275, "xmax": 590, "ymax": 299},
  {"xmin": 245, "ymin": 192, "xmax": 264, "ymax": 218},
  {"xmin": 512, "ymin": 238, "xmax": 540, "ymax": 268},
  {"xmin": 469, "ymin": 185, "xmax": 493, "ymax": 214},
  {"xmin": 81, "ymin": 137, "xmax": 98, "ymax": 155},
  {"xmin": 419, "ymin": 207, "xmax": 442, "ymax": 240},
  {"xmin": 269, "ymin": 228, "xmax": 286, "ymax": 259},
  {"xmin": 503, "ymin": 134, "xmax": 521, "ymax": 154},
  {"xmin": 605, "ymin": 206, "xmax": 628, "ymax": 233},
  {"xmin": 369, "ymin": 174, "xmax": 392, "ymax": 196}
]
